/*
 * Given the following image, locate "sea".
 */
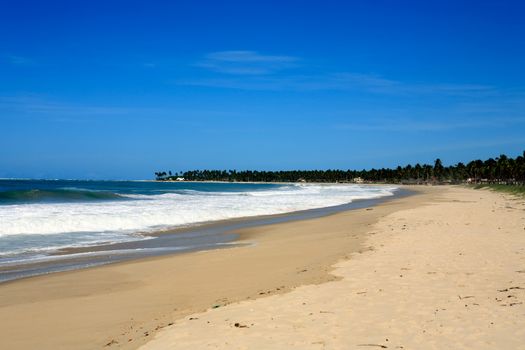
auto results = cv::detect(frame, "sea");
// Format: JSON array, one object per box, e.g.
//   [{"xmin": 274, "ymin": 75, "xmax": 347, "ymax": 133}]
[{"xmin": 0, "ymin": 179, "xmax": 398, "ymax": 280}]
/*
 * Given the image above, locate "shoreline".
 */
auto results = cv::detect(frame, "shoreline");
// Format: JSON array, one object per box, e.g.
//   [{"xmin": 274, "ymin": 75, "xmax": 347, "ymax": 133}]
[
  {"xmin": 0, "ymin": 186, "xmax": 408, "ymax": 284},
  {"xmin": 141, "ymin": 185, "xmax": 525, "ymax": 350},
  {"xmin": 0, "ymin": 186, "xmax": 430, "ymax": 349}
]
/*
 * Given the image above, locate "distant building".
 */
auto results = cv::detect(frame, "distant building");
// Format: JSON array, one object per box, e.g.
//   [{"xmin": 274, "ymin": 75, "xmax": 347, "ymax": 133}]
[
  {"xmin": 353, "ymin": 177, "xmax": 364, "ymax": 184},
  {"xmin": 176, "ymin": 177, "xmax": 185, "ymax": 181}
]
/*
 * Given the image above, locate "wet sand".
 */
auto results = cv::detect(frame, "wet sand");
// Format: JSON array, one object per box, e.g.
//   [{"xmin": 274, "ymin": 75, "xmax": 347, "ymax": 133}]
[
  {"xmin": 0, "ymin": 191, "xmax": 408, "ymax": 283},
  {"xmin": 0, "ymin": 186, "xmax": 427, "ymax": 349}
]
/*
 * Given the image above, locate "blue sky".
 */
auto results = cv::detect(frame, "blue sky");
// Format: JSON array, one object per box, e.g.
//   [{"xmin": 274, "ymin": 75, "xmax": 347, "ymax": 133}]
[{"xmin": 1, "ymin": 0, "xmax": 524, "ymax": 179}]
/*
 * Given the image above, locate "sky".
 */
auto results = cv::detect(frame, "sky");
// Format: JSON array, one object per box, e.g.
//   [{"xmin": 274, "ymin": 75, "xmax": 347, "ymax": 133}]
[{"xmin": 1, "ymin": 0, "xmax": 524, "ymax": 179}]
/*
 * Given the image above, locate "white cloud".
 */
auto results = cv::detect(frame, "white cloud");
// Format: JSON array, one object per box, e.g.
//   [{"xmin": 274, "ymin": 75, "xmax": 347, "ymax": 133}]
[
  {"xmin": 184, "ymin": 53, "xmax": 497, "ymax": 95},
  {"xmin": 179, "ymin": 71, "xmax": 496, "ymax": 97},
  {"xmin": 196, "ymin": 50, "xmax": 298, "ymax": 75},
  {"xmin": 3, "ymin": 55, "xmax": 34, "ymax": 66}
]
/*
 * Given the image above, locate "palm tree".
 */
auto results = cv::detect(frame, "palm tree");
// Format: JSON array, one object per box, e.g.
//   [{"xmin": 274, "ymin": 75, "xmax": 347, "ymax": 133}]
[
  {"xmin": 156, "ymin": 151, "xmax": 525, "ymax": 184},
  {"xmin": 434, "ymin": 159, "xmax": 444, "ymax": 181}
]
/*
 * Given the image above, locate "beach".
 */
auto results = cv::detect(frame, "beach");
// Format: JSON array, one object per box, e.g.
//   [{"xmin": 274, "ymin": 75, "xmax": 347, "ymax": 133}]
[
  {"xmin": 3, "ymin": 1, "xmax": 524, "ymax": 349},
  {"xmin": 1, "ymin": 186, "xmax": 524, "ymax": 349}
]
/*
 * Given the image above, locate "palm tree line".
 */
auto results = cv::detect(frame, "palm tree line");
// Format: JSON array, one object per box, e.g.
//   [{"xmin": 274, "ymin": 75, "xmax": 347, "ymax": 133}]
[{"xmin": 155, "ymin": 151, "xmax": 525, "ymax": 184}]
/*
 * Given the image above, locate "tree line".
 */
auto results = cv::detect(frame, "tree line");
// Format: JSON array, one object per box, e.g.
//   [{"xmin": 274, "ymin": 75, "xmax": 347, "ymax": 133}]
[{"xmin": 155, "ymin": 151, "xmax": 525, "ymax": 184}]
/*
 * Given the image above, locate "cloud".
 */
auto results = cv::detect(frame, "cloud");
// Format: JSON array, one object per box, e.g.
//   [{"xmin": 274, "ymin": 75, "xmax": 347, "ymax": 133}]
[
  {"xmin": 3, "ymin": 55, "xmax": 35, "ymax": 66},
  {"xmin": 207, "ymin": 51, "xmax": 297, "ymax": 63},
  {"xmin": 0, "ymin": 95, "xmax": 245, "ymax": 125},
  {"xmin": 184, "ymin": 51, "xmax": 498, "ymax": 97},
  {"xmin": 196, "ymin": 50, "xmax": 299, "ymax": 75},
  {"xmin": 180, "ymin": 72, "xmax": 398, "ymax": 91},
  {"xmin": 179, "ymin": 71, "xmax": 495, "ymax": 97},
  {"xmin": 0, "ymin": 95, "xmax": 162, "ymax": 118},
  {"xmin": 335, "ymin": 116, "xmax": 525, "ymax": 132},
  {"xmin": 182, "ymin": 54, "xmax": 492, "ymax": 95}
]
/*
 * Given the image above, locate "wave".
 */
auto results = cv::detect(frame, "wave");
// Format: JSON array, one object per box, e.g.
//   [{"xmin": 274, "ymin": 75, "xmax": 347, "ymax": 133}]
[
  {"xmin": 0, "ymin": 188, "xmax": 126, "ymax": 204},
  {"xmin": 0, "ymin": 184, "xmax": 397, "ymax": 236},
  {"xmin": 0, "ymin": 183, "xmax": 398, "ymax": 261}
]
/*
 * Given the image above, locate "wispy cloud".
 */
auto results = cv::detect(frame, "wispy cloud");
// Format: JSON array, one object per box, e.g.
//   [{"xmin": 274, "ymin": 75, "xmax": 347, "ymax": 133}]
[
  {"xmin": 0, "ymin": 95, "xmax": 247, "ymax": 125},
  {"xmin": 334, "ymin": 116, "xmax": 525, "ymax": 132},
  {"xmin": 0, "ymin": 96, "xmax": 131, "ymax": 115},
  {"xmin": 143, "ymin": 62, "xmax": 157, "ymax": 68},
  {"xmin": 3, "ymin": 54, "xmax": 35, "ymax": 66},
  {"xmin": 180, "ymin": 71, "xmax": 495, "ymax": 97},
  {"xmin": 182, "ymin": 53, "xmax": 496, "ymax": 96},
  {"xmin": 195, "ymin": 50, "xmax": 299, "ymax": 75},
  {"xmin": 0, "ymin": 95, "xmax": 162, "ymax": 119},
  {"xmin": 180, "ymin": 72, "xmax": 398, "ymax": 91}
]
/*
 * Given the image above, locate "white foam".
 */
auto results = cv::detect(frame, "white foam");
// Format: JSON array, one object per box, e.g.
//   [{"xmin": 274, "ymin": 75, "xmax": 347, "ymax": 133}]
[{"xmin": 0, "ymin": 184, "xmax": 397, "ymax": 255}]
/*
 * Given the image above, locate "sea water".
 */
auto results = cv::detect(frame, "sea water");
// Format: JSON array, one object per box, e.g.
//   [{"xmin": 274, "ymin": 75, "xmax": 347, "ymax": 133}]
[{"xmin": 0, "ymin": 180, "xmax": 397, "ymax": 264}]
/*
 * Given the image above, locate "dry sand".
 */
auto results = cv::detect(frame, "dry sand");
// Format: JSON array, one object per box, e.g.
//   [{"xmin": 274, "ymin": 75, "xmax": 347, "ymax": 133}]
[
  {"xmin": 0, "ymin": 186, "xmax": 426, "ymax": 349},
  {"xmin": 141, "ymin": 186, "xmax": 525, "ymax": 350}
]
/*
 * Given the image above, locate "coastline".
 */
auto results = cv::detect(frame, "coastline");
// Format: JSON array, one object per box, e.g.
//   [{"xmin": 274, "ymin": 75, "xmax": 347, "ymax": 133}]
[
  {"xmin": 0, "ymin": 186, "xmax": 428, "ymax": 349},
  {"xmin": 0, "ymin": 185, "xmax": 407, "ymax": 284},
  {"xmin": 5, "ymin": 185, "xmax": 521, "ymax": 349},
  {"xmin": 142, "ymin": 185, "xmax": 525, "ymax": 350}
]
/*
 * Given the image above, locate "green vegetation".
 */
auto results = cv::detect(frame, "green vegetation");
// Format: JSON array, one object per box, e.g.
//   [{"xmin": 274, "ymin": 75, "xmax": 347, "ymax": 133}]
[
  {"xmin": 155, "ymin": 151, "xmax": 525, "ymax": 185},
  {"xmin": 473, "ymin": 184, "xmax": 525, "ymax": 196}
]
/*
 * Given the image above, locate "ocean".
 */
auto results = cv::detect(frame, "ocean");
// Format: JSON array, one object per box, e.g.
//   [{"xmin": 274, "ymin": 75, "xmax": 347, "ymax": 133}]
[{"xmin": 0, "ymin": 179, "xmax": 398, "ymax": 279}]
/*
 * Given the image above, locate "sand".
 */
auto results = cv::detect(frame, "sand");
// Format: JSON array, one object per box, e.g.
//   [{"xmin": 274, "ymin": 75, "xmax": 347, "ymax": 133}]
[
  {"xmin": 141, "ymin": 186, "xmax": 525, "ymax": 350},
  {"xmin": 0, "ymin": 186, "xmax": 426, "ymax": 349},
  {"xmin": 1, "ymin": 186, "xmax": 524, "ymax": 349}
]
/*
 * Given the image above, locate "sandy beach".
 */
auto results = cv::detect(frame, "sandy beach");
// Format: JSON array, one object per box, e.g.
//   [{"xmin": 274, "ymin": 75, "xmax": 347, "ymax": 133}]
[
  {"xmin": 4, "ymin": 1, "xmax": 523, "ymax": 349},
  {"xmin": 142, "ymin": 186, "xmax": 525, "ymax": 350},
  {"xmin": 1, "ymin": 186, "xmax": 524, "ymax": 349}
]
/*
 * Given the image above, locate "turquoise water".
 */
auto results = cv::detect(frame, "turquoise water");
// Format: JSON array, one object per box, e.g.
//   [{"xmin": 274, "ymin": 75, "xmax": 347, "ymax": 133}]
[
  {"xmin": 0, "ymin": 179, "xmax": 282, "ymax": 204},
  {"xmin": 0, "ymin": 179, "xmax": 397, "ymax": 264}
]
